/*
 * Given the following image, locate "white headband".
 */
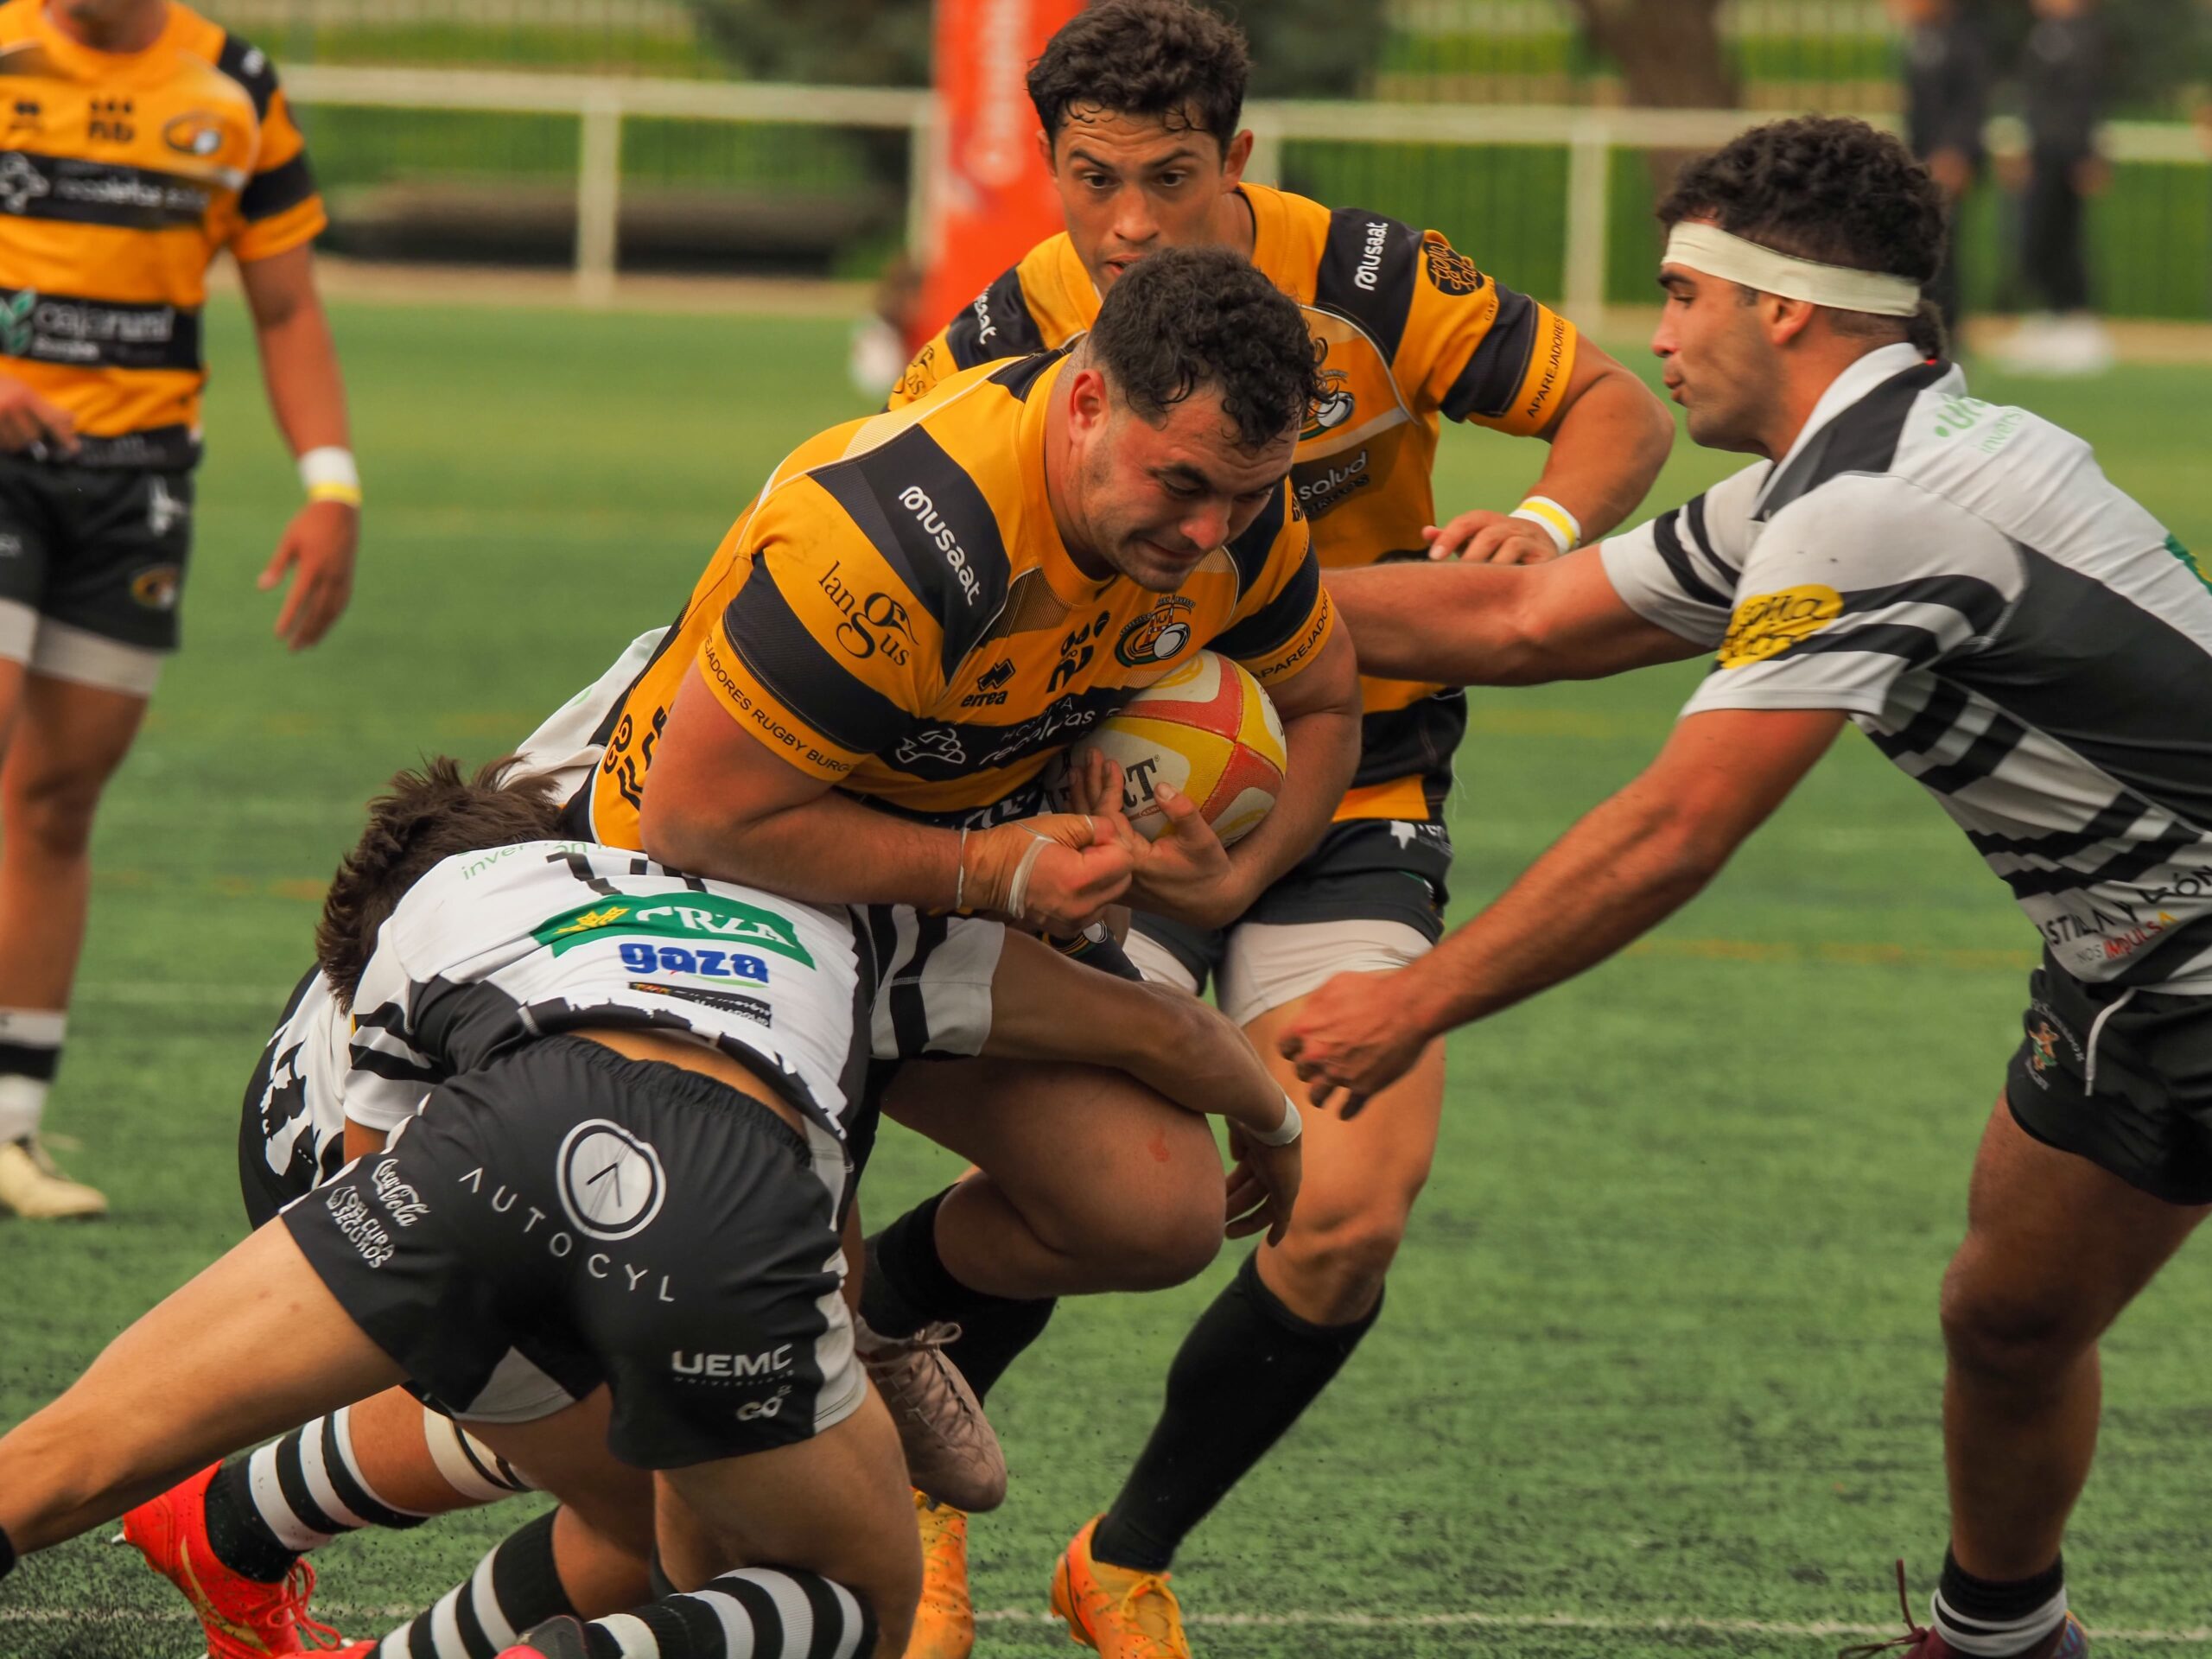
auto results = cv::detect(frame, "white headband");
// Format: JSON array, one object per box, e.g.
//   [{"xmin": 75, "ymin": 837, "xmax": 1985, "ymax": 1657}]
[{"xmin": 1662, "ymin": 222, "xmax": 1923, "ymax": 318}]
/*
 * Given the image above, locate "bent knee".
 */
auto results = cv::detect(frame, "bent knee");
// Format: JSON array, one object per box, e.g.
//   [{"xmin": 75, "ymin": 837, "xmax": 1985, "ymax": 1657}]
[
  {"xmin": 4, "ymin": 767, "xmax": 110, "ymax": 856},
  {"xmin": 1939, "ymin": 1274, "xmax": 2101, "ymax": 1381},
  {"xmin": 1270, "ymin": 1203, "xmax": 1412, "ymax": 1307}
]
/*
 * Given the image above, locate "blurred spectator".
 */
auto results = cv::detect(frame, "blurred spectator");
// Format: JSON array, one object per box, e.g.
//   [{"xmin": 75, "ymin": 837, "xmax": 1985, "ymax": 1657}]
[
  {"xmin": 2000, "ymin": 0, "xmax": 2114, "ymax": 374},
  {"xmin": 1891, "ymin": 0, "xmax": 1992, "ymax": 334}
]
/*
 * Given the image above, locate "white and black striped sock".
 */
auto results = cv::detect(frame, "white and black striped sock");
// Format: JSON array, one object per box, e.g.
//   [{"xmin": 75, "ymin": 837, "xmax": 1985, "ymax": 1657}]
[
  {"xmin": 569, "ymin": 1567, "xmax": 876, "ymax": 1659},
  {"xmin": 1931, "ymin": 1549, "xmax": 2069, "ymax": 1656},
  {"xmin": 245, "ymin": 1406, "xmax": 433, "ymax": 1551},
  {"xmin": 377, "ymin": 1510, "xmax": 573, "ymax": 1659},
  {"xmin": 421, "ymin": 1408, "xmax": 535, "ymax": 1503}
]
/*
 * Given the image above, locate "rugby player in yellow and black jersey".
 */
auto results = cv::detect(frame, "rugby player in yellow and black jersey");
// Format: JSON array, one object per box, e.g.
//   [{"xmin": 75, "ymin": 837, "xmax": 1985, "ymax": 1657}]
[
  {"xmin": 566, "ymin": 247, "xmax": 1356, "ymax": 1627},
  {"xmin": 881, "ymin": 5, "xmax": 1674, "ymax": 1655},
  {"xmin": 0, "ymin": 0, "xmax": 357, "ymax": 1220}
]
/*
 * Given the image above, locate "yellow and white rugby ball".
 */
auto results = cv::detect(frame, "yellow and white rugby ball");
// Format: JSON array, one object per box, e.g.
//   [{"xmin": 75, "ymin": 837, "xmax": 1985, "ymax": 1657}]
[{"xmin": 1058, "ymin": 651, "xmax": 1287, "ymax": 845}]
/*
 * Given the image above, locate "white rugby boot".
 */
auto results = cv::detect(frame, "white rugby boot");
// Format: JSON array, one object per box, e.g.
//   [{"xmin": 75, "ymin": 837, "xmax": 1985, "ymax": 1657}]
[{"xmin": 0, "ymin": 1134, "xmax": 107, "ymax": 1218}]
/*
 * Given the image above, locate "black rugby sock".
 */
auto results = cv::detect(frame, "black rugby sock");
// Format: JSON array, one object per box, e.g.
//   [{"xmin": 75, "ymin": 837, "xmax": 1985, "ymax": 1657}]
[
  {"xmin": 0, "ymin": 1521, "xmax": 16, "ymax": 1580},
  {"xmin": 376, "ymin": 1510, "xmax": 574, "ymax": 1658},
  {"xmin": 1932, "ymin": 1548, "xmax": 2068, "ymax": 1656},
  {"xmin": 203, "ymin": 1457, "xmax": 302, "ymax": 1585},
  {"xmin": 862, "ymin": 1185, "xmax": 1058, "ymax": 1404},
  {"xmin": 574, "ymin": 1566, "xmax": 874, "ymax": 1659},
  {"xmin": 1093, "ymin": 1251, "xmax": 1382, "ymax": 1573}
]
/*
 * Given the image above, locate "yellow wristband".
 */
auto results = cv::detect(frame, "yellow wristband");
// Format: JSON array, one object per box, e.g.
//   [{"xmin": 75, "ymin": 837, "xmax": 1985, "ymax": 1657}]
[
  {"xmin": 307, "ymin": 481, "xmax": 363, "ymax": 508},
  {"xmin": 1510, "ymin": 495, "xmax": 1580, "ymax": 554}
]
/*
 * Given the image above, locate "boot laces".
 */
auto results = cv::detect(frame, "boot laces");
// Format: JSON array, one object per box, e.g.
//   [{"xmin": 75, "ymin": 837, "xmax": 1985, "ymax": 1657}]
[
  {"xmin": 253, "ymin": 1559, "xmax": 345, "ymax": 1650},
  {"xmin": 1839, "ymin": 1561, "xmax": 1933, "ymax": 1658}
]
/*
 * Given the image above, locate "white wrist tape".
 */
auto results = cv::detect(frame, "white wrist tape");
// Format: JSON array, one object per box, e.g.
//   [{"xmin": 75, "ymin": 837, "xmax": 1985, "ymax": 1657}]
[
  {"xmin": 1510, "ymin": 495, "xmax": 1580, "ymax": 554},
  {"xmin": 1662, "ymin": 222, "xmax": 1923, "ymax": 317},
  {"xmin": 298, "ymin": 446, "xmax": 361, "ymax": 505},
  {"xmin": 1248, "ymin": 1092, "xmax": 1303, "ymax": 1147},
  {"xmin": 1002, "ymin": 823, "xmax": 1061, "ymax": 920}
]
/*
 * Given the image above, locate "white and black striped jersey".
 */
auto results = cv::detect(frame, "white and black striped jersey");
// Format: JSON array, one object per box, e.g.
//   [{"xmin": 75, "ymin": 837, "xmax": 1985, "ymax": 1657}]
[
  {"xmin": 1602, "ymin": 341, "xmax": 2212, "ymax": 993},
  {"xmin": 346, "ymin": 842, "xmax": 1004, "ymax": 1147},
  {"xmin": 240, "ymin": 966, "xmax": 352, "ymax": 1205}
]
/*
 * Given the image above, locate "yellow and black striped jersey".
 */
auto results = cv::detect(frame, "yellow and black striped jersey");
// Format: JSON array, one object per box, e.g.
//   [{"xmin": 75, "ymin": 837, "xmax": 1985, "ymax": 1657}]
[
  {"xmin": 0, "ymin": 0, "xmax": 325, "ymax": 466},
  {"xmin": 578, "ymin": 350, "xmax": 1332, "ymax": 848},
  {"xmin": 891, "ymin": 183, "xmax": 1580, "ymax": 822}
]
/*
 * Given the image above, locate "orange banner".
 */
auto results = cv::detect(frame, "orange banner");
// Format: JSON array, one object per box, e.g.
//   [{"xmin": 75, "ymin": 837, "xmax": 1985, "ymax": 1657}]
[{"xmin": 914, "ymin": 0, "xmax": 1084, "ymax": 351}]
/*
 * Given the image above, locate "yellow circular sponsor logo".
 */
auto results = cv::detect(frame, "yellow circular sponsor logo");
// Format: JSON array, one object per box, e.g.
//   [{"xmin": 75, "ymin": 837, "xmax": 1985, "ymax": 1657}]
[{"xmin": 1718, "ymin": 583, "xmax": 1842, "ymax": 669}]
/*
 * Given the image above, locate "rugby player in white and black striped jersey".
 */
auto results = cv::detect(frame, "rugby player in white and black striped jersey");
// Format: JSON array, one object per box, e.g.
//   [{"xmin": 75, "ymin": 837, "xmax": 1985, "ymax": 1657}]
[
  {"xmin": 1293, "ymin": 117, "xmax": 2210, "ymax": 1659},
  {"xmin": 0, "ymin": 757, "xmax": 1302, "ymax": 1659}
]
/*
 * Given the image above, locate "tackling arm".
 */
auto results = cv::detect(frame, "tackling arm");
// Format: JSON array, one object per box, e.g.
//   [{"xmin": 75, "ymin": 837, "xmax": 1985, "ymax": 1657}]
[
  {"xmin": 1326, "ymin": 545, "xmax": 1705, "ymax": 687},
  {"xmin": 1280, "ymin": 706, "xmax": 1847, "ymax": 1108}
]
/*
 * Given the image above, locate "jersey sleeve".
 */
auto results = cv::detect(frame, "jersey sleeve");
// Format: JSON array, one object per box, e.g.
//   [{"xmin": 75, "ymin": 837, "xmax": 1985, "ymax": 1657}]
[
  {"xmin": 1408, "ymin": 231, "xmax": 1578, "ymax": 436},
  {"xmin": 1680, "ymin": 475, "xmax": 2021, "ymax": 721},
  {"xmin": 218, "ymin": 35, "xmax": 326, "ymax": 261},
  {"xmin": 1208, "ymin": 489, "xmax": 1336, "ymax": 689},
  {"xmin": 343, "ymin": 932, "xmax": 442, "ymax": 1135},
  {"xmin": 862, "ymin": 909, "xmax": 1003, "ymax": 1059},
  {"xmin": 1598, "ymin": 461, "xmax": 1769, "ymax": 648},
  {"xmin": 696, "ymin": 482, "xmax": 937, "ymax": 781},
  {"xmin": 887, "ymin": 265, "xmax": 1048, "ymax": 410}
]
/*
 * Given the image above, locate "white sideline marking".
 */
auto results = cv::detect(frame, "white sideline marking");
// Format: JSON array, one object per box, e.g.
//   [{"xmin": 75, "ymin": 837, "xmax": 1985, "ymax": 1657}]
[{"xmin": 4, "ymin": 1605, "xmax": 2211, "ymax": 1644}]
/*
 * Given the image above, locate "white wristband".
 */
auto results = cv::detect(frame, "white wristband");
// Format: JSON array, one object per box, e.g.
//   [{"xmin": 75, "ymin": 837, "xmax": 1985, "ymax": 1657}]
[
  {"xmin": 1247, "ymin": 1092, "xmax": 1303, "ymax": 1147},
  {"xmin": 1510, "ymin": 494, "xmax": 1580, "ymax": 554},
  {"xmin": 298, "ymin": 446, "xmax": 361, "ymax": 505}
]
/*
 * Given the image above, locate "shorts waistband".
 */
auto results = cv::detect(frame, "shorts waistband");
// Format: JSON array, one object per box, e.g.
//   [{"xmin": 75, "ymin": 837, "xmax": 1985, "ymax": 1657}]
[{"xmin": 531, "ymin": 1033, "xmax": 812, "ymax": 1159}]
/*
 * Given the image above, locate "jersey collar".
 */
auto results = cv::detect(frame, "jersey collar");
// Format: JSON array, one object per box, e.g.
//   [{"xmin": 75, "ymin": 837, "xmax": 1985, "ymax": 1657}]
[{"xmin": 1751, "ymin": 341, "xmax": 1941, "ymax": 518}]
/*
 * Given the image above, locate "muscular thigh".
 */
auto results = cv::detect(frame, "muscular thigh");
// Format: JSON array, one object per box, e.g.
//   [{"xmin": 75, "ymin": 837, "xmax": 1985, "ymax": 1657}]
[{"xmin": 880, "ymin": 1056, "xmax": 1221, "ymax": 1247}]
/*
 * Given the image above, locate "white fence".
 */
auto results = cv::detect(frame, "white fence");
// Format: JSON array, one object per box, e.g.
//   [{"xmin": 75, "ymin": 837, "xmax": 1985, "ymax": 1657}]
[{"xmin": 280, "ymin": 65, "xmax": 2212, "ymax": 314}]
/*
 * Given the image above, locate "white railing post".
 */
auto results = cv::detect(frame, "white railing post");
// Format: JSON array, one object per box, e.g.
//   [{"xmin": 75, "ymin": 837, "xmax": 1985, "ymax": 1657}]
[
  {"xmin": 575, "ymin": 85, "xmax": 623, "ymax": 307},
  {"xmin": 1563, "ymin": 111, "xmax": 1611, "ymax": 328},
  {"xmin": 906, "ymin": 97, "xmax": 938, "ymax": 269}
]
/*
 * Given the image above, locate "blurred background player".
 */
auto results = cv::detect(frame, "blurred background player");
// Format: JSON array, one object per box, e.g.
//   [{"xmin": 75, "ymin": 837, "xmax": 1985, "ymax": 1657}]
[
  {"xmin": 1998, "ymin": 0, "xmax": 2113, "ymax": 375},
  {"xmin": 884, "ymin": 5, "xmax": 1672, "ymax": 1651},
  {"xmin": 1294, "ymin": 113, "xmax": 2212, "ymax": 1659},
  {"xmin": 1891, "ymin": 0, "xmax": 1991, "ymax": 335},
  {"xmin": 0, "ymin": 0, "xmax": 357, "ymax": 1217}
]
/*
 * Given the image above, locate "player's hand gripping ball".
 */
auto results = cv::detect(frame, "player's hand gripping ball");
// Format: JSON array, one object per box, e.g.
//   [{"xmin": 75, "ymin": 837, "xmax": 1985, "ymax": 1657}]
[{"xmin": 1051, "ymin": 651, "xmax": 1287, "ymax": 845}]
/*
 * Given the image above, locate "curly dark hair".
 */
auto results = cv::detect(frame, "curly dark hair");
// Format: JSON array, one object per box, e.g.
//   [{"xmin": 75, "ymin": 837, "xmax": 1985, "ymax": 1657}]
[
  {"xmin": 1087, "ymin": 245, "xmax": 1322, "ymax": 452},
  {"xmin": 1027, "ymin": 0, "xmax": 1249, "ymax": 155},
  {"xmin": 1657, "ymin": 116, "xmax": 1949, "ymax": 358},
  {"xmin": 316, "ymin": 754, "xmax": 563, "ymax": 1006}
]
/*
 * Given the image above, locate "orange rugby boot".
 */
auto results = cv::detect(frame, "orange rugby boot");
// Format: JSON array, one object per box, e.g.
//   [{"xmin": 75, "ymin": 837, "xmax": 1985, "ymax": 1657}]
[
  {"xmin": 1050, "ymin": 1516, "xmax": 1191, "ymax": 1659},
  {"xmin": 908, "ymin": 1488, "xmax": 976, "ymax": 1659},
  {"xmin": 119, "ymin": 1462, "xmax": 343, "ymax": 1657}
]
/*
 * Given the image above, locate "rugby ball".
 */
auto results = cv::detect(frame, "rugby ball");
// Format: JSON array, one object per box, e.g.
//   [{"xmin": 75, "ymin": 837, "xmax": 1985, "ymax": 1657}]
[{"xmin": 1057, "ymin": 651, "xmax": 1287, "ymax": 844}]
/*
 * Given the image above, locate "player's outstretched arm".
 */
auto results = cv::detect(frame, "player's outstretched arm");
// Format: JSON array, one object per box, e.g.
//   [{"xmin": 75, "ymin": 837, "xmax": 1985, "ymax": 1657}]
[
  {"xmin": 978, "ymin": 929, "xmax": 1302, "ymax": 1243},
  {"xmin": 1327, "ymin": 546, "xmax": 1703, "ymax": 688},
  {"xmin": 239, "ymin": 245, "xmax": 358, "ymax": 652},
  {"xmin": 642, "ymin": 667, "xmax": 1134, "ymax": 930},
  {"xmin": 1281, "ymin": 705, "xmax": 1846, "ymax": 1112}
]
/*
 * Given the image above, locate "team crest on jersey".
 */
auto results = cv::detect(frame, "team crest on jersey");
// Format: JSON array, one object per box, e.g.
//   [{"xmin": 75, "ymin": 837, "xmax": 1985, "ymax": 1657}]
[
  {"xmin": 163, "ymin": 111, "xmax": 226, "ymax": 159},
  {"xmin": 556, "ymin": 1118, "xmax": 666, "ymax": 1242},
  {"xmin": 0, "ymin": 286, "xmax": 35, "ymax": 356},
  {"xmin": 1115, "ymin": 595, "xmax": 1196, "ymax": 668},
  {"xmin": 1302, "ymin": 371, "xmax": 1355, "ymax": 439},
  {"xmin": 1718, "ymin": 584, "xmax": 1842, "ymax": 669},
  {"xmin": 532, "ymin": 893, "xmax": 816, "ymax": 967},
  {"xmin": 1422, "ymin": 237, "xmax": 1485, "ymax": 298}
]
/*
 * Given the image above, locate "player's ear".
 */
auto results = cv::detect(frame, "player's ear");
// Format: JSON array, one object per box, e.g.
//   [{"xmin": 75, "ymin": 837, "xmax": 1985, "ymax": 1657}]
[
  {"xmin": 1035, "ymin": 126, "xmax": 1056, "ymax": 174},
  {"xmin": 1764, "ymin": 294, "xmax": 1818, "ymax": 347},
  {"xmin": 1221, "ymin": 129, "xmax": 1254, "ymax": 188},
  {"xmin": 1067, "ymin": 365, "xmax": 1112, "ymax": 437}
]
